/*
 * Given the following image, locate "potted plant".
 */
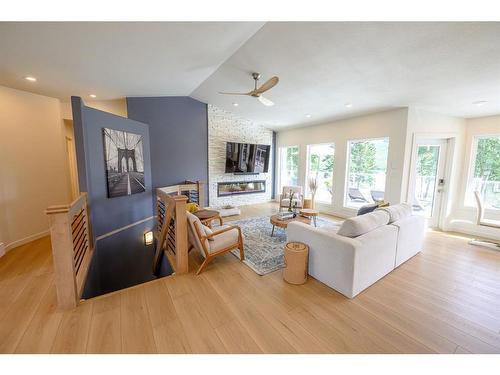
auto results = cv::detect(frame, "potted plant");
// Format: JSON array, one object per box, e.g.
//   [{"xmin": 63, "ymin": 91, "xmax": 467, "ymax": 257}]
[{"xmin": 308, "ymin": 176, "xmax": 318, "ymax": 209}]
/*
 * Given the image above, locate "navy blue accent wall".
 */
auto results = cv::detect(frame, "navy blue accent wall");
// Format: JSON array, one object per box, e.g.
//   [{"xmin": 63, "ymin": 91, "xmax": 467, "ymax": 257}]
[
  {"xmin": 71, "ymin": 97, "xmax": 153, "ymax": 239},
  {"xmin": 126, "ymin": 97, "xmax": 208, "ymax": 206},
  {"xmin": 272, "ymin": 131, "xmax": 277, "ymax": 199}
]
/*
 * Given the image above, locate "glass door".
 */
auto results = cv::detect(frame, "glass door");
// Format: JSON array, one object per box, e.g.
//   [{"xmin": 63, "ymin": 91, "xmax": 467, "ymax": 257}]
[{"xmin": 409, "ymin": 138, "xmax": 448, "ymax": 227}]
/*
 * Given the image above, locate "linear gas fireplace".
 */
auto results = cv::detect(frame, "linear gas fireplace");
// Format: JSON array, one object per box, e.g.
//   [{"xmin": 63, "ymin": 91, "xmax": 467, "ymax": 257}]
[{"xmin": 217, "ymin": 180, "xmax": 266, "ymax": 197}]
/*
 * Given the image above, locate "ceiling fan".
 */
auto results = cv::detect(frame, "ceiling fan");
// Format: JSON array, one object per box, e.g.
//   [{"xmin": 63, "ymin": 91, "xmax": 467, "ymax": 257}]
[{"xmin": 219, "ymin": 72, "xmax": 279, "ymax": 106}]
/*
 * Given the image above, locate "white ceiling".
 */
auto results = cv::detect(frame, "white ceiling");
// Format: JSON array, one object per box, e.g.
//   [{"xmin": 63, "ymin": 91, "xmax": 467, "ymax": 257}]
[
  {"xmin": 1, "ymin": 22, "xmax": 499, "ymax": 129},
  {"xmin": 0, "ymin": 22, "xmax": 264, "ymax": 99},
  {"xmin": 191, "ymin": 22, "xmax": 500, "ymax": 129}
]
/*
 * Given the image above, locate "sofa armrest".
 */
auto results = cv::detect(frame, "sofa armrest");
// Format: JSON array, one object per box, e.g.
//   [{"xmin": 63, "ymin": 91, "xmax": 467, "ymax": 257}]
[{"xmin": 287, "ymin": 222, "xmax": 361, "ymax": 297}]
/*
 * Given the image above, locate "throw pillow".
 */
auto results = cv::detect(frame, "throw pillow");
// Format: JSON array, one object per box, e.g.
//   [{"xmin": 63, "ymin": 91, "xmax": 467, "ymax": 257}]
[
  {"xmin": 186, "ymin": 202, "xmax": 200, "ymax": 213},
  {"xmin": 376, "ymin": 203, "xmax": 412, "ymax": 223},
  {"xmin": 203, "ymin": 225, "xmax": 215, "ymax": 241},
  {"xmin": 337, "ymin": 210, "xmax": 390, "ymax": 238},
  {"xmin": 357, "ymin": 203, "xmax": 378, "ymax": 216}
]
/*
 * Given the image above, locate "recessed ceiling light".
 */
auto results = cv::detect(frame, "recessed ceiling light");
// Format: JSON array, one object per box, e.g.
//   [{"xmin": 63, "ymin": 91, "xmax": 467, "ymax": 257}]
[
  {"xmin": 345, "ymin": 103, "xmax": 353, "ymax": 108},
  {"xmin": 89, "ymin": 94, "xmax": 97, "ymax": 98},
  {"xmin": 473, "ymin": 100, "xmax": 488, "ymax": 107},
  {"xmin": 305, "ymin": 114, "xmax": 312, "ymax": 118},
  {"xmin": 232, "ymin": 102, "xmax": 239, "ymax": 107},
  {"xmin": 24, "ymin": 76, "xmax": 37, "ymax": 82}
]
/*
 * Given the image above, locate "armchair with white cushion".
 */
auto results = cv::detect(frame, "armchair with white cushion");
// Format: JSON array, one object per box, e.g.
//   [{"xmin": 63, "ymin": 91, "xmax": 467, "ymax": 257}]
[
  {"xmin": 186, "ymin": 212, "xmax": 245, "ymax": 274},
  {"xmin": 279, "ymin": 186, "xmax": 304, "ymax": 212}
]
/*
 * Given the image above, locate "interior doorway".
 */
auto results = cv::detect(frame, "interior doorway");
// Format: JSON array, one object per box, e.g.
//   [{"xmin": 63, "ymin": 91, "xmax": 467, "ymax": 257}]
[
  {"xmin": 64, "ymin": 120, "xmax": 79, "ymax": 200},
  {"xmin": 408, "ymin": 138, "xmax": 449, "ymax": 228}
]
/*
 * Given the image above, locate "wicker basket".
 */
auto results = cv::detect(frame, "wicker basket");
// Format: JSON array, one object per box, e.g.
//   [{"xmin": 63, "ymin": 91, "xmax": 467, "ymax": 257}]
[{"xmin": 283, "ymin": 242, "xmax": 309, "ymax": 285}]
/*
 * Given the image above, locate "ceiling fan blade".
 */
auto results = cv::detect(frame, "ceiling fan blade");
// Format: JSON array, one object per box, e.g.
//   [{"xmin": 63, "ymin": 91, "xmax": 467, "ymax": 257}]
[
  {"xmin": 258, "ymin": 95, "xmax": 274, "ymax": 107},
  {"xmin": 218, "ymin": 92, "xmax": 252, "ymax": 96},
  {"xmin": 255, "ymin": 76, "xmax": 279, "ymax": 94}
]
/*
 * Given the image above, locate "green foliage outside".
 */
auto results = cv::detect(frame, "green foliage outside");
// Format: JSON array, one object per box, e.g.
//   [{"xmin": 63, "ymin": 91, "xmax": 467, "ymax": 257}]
[
  {"xmin": 349, "ymin": 141, "xmax": 377, "ymax": 187},
  {"xmin": 416, "ymin": 145, "xmax": 439, "ymax": 200},
  {"xmin": 474, "ymin": 138, "xmax": 500, "ymax": 181},
  {"xmin": 309, "ymin": 145, "xmax": 335, "ymax": 196},
  {"xmin": 286, "ymin": 146, "xmax": 299, "ymax": 185},
  {"xmin": 474, "ymin": 137, "xmax": 500, "ymax": 208}
]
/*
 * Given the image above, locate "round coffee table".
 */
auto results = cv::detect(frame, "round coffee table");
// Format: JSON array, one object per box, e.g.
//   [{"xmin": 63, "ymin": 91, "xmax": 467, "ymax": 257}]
[
  {"xmin": 193, "ymin": 209, "xmax": 223, "ymax": 228},
  {"xmin": 270, "ymin": 214, "xmax": 310, "ymax": 237},
  {"xmin": 299, "ymin": 209, "xmax": 319, "ymax": 227}
]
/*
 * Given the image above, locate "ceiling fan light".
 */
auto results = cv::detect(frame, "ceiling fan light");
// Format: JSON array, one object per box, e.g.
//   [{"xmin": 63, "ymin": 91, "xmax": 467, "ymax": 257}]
[{"xmin": 258, "ymin": 95, "xmax": 274, "ymax": 107}]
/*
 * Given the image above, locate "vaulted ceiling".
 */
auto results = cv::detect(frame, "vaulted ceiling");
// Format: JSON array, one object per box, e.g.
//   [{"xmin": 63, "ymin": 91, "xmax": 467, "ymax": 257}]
[{"xmin": 1, "ymin": 22, "xmax": 499, "ymax": 129}]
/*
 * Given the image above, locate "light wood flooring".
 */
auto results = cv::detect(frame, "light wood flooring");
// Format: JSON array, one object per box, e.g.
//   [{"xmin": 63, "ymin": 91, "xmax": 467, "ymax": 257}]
[{"xmin": 1, "ymin": 202, "xmax": 500, "ymax": 353}]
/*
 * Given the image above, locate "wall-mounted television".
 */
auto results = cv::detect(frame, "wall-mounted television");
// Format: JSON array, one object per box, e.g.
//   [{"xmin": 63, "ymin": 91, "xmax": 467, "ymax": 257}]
[{"xmin": 225, "ymin": 142, "xmax": 271, "ymax": 174}]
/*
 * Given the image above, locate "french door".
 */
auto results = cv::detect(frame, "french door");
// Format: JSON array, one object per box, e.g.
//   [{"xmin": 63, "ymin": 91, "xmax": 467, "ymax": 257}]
[{"xmin": 408, "ymin": 138, "xmax": 449, "ymax": 228}]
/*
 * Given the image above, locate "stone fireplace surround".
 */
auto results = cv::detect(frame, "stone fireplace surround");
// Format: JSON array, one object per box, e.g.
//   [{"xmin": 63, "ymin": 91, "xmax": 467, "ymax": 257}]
[{"xmin": 208, "ymin": 105, "xmax": 273, "ymax": 208}]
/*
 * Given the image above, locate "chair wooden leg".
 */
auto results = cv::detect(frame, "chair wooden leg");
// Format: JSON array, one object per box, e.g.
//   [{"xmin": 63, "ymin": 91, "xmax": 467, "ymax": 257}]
[
  {"xmin": 196, "ymin": 256, "xmax": 211, "ymax": 275},
  {"xmin": 239, "ymin": 247, "xmax": 245, "ymax": 261}
]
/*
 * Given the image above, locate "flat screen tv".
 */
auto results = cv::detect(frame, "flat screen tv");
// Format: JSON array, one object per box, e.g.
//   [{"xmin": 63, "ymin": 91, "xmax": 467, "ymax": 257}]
[{"xmin": 225, "ymin": 142, "xmax": 271, "ymax": 173}]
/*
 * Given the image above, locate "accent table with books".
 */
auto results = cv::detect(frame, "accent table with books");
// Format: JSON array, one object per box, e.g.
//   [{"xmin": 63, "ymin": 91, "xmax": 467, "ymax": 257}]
[
  {"xmin": 270, "ymin": 213, "xmax": 310, "ymax": 237},
  {"xmin": 299, "ymin": 208, "xmax": 319, "ymax": 227}
]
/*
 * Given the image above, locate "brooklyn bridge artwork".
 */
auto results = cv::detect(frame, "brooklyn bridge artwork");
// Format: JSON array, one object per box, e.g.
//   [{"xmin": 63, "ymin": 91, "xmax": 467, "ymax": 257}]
[{"xmin": 103, "ymin": 128, "xmax": 145, "ymax": 198}]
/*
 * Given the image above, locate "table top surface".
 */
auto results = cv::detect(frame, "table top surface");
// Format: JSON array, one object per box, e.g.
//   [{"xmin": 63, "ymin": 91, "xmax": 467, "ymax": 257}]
[
  {"xmin": 270, "ymin": 214, "xmax": 310, "ymax": 227},
  {"xmin": 193, "ymin": 209, "xmax": 220, "ymax": 219},
  {"xmin": 299, "ymin": 209, "xmax": 320, "ymax": 215}
]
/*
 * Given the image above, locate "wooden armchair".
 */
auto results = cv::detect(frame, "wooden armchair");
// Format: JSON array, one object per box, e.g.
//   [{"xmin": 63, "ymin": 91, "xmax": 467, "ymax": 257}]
[
  {"xmin": 279, "ymin": 185, "xmax": 304, "ymax": 211},
  {"xmin": 186, "ymin": 212, "xmax": 245, "ymax": 274}
]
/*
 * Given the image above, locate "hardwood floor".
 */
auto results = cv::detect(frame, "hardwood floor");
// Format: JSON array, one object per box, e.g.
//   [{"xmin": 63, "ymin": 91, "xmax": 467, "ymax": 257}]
[{"xmin": 1, "ymin": 202, "xmax": 500, "ymax": 353}]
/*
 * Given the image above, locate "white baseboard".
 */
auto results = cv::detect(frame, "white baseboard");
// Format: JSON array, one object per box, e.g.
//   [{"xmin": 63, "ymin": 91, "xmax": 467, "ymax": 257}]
[
  {"xmin": 447, "ymin": 220, "xmax": 500, "ymax": 241},
  {"xmin": 0, "ymin": 242, "xmax": 5, "ymax": 257},
  {"xmin": 4, "ymin": 230, "xmax": 50, "ymax": 252},
  {"xmin": 96, "ymin": 216, "xmax": 154, "ymax": 242}
]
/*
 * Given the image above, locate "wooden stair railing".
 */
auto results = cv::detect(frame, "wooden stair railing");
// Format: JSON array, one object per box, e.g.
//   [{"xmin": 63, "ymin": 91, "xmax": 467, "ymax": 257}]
[
  {"xmin": 46, "ymin": 193, "xmax": 93, "ymax": 310},
  {"xmin": 152, "ymin": 181, "xmax": 204, "ymax": 275}
]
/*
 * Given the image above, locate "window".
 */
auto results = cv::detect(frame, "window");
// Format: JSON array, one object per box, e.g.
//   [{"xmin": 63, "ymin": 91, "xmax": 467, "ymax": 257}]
[
  {"xmin": 468, "ymin": 136, "xmax": 500, "ymax": 209},
  {"xmin": 345, "ymin": 138, "xmax": 389, "ymax": 208},
  {"xmin": 306, "ymin": 143, "xmax": 335, "ymax": 203},
  {"xmin": 279, "ymin": 146, "xmax": 299, "ymax": 190}
]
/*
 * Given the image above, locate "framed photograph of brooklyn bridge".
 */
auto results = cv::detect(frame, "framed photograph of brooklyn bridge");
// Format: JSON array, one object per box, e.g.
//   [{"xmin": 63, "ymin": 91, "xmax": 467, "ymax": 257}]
[{"xmin": 103, "ymin": 128, "xmax": 145, "ymax": 198}]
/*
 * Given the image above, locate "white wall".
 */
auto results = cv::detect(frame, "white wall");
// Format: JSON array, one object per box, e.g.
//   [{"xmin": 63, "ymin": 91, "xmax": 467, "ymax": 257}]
[
  {"xmin": 208, "ymin": 105, "xmax": 274, "ymax": 207},
  {"xmin": 448, "ymin": 114, "xmax": 500, "ymax": 240},
  {"xmin": 60, "ymin": 98, "xmax": 128, "ymax": 119},
  {"xmin": 277, "ymin": 108, "xmax": 409, "ymax": 218},
  {"xmin": 0, "ymin": 86, "xmax": 71, "ymax": 250}
]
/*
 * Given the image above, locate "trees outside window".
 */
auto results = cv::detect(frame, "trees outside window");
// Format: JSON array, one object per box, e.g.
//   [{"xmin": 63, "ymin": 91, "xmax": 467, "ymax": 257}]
[
  {"xmin": 306, "ymin": 144, "xmax": 335, "ymax": 203},
  {"xmin": 414, "ymin": 145, "xmax": 440, "ymax": 217},
  {"xmin": 469, "ymin": 136, "xmax": 500, "ymax": 209},
  {"xmin": 279, "ymin": 146, "xmax": 299, "ymax": 189},
  {"xmin": 346, "ymin": 138, "xmax": 389, "ymax": 207}
]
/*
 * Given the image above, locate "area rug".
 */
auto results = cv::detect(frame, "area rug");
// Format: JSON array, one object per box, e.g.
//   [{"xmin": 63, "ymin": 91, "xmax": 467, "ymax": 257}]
[{"xmin": 225, "ymin": 215, "xmax": 339, "ymax": 275}]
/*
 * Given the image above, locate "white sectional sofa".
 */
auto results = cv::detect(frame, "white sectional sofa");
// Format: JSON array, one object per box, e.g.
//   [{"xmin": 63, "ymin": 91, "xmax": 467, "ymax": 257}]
[{"xmin": 287, "ymin": 204, "xmax": 425, "ymax": 298}]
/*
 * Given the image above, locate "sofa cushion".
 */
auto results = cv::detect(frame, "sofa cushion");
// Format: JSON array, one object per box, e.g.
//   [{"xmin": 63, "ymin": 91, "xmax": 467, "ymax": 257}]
[
  {"xmin": 337, "ymin": 210, "xmax": 390, "ymax": 238},
  {"xmin": 376, "ymin": 203, "xmax": 412, "ymax": 223}
]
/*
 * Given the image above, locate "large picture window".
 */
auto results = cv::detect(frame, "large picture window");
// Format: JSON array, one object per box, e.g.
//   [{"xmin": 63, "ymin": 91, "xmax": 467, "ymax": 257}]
[
  {"xmin": 468, "ymin": 136, "xmax": 500, "ymax": 210},
  {"xmin": 306, "ymin": 143, "xmax": 335, "ymax": 203},
  {"xmin": 279, "ymin": 146, "xmax": 299, "ymax": 190},
  {"xmin": 345, "ymin": 138, "xmax": 389, "ymax": 208}
]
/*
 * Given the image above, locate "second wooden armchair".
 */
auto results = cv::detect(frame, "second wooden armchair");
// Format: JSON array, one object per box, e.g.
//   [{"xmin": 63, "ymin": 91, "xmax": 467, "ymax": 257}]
[{"xmin": 186, "ymin": 212, "xmax": 245, "ymax": 274}]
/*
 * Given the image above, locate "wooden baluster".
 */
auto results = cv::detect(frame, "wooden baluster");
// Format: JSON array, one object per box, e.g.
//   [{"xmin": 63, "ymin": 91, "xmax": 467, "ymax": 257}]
[{"xmin": 173, "ymin": 195, "xmax": 188, "ymax": 274}]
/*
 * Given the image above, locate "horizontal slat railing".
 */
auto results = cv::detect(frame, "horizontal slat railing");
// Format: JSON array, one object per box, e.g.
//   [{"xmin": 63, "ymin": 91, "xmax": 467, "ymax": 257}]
[
  {"xmin": 152, "ymin": 181, "xmax": 204, "ymax": 275},
  {"xmin": 46, "ymin": 193, "xmax": 93, "ymax": 310}
]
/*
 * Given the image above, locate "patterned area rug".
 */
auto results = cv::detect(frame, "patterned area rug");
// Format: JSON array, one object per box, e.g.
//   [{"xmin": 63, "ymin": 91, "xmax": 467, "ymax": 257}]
[{"xmin": 226, "ymin": 215, "xmax": 338, "ymax": 275}]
